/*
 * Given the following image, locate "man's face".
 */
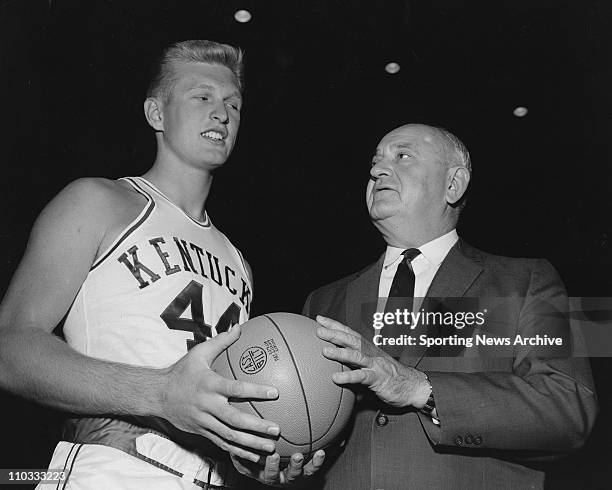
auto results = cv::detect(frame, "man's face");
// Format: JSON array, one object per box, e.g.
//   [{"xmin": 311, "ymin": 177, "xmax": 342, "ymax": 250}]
[
  {"xmin": 366, "ymin": 125, "xmax": 451, "ymax": 225},
  {"xmin": 157, "ymin": 61, "xmax": 242, "ymax": 169}
]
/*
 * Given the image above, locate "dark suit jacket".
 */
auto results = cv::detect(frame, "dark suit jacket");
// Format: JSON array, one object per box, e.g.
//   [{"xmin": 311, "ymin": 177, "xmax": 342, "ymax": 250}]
[{"xmin": 302, "ymin": 240, "xmax": 597, "ymax": 490}]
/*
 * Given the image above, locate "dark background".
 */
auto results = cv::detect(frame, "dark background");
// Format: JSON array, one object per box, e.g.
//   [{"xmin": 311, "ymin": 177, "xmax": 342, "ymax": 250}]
[{"xmin": 1, "ymin": 0, "xmax": 611, "ymax": 488}]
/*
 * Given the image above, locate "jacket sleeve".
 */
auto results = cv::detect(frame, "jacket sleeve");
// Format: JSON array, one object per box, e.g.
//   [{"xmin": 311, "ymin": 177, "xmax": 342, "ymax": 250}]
[
  {"xmin": 302, "ymin": 292, "xmax": 314, "ymax": 319},
  {"xmin": 422, "ymin": 260, "xmax": 598, "ymax": 456}
]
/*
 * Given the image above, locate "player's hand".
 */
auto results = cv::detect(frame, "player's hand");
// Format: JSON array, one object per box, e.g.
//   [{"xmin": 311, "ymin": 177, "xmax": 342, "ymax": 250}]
[
  {"xmin": 159, "ymin": 325, "xmax": 280, "ymax": 462},
  {"xmin": 315, "ymin": 315, "xmax": 429, "ymax": 408},
  {"xmin": 230, "ymin": 450, "xmax": 325, "ymax": 487}
]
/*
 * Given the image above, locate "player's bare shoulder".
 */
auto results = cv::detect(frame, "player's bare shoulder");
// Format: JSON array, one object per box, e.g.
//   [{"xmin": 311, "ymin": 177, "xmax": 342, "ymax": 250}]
[
  {"xmin": 41, "ymin": 177, "xmax": 149, "ymax": 262},
  {"xmin": 75, "ymin": 178, "xmax": 149, "ymax": 260},
  {"xmin": 0, "ymin": 178, "xmax": 150, "ymax": 331}
]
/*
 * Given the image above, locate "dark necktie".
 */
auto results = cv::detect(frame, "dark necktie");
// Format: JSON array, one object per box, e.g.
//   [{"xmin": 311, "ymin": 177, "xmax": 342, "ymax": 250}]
[{"xmin": 382, "ymin": 248, "xmax": 421, "ymax": 358}]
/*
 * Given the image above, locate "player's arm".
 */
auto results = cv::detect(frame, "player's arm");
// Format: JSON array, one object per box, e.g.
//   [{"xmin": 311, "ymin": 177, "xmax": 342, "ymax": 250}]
[{"xmin": 0, "ymin": 179, "xmax": 279, "ymax": 462}]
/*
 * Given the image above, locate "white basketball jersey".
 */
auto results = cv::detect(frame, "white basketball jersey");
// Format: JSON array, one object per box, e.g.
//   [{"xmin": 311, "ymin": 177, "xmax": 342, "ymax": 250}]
[{"xmin": 63, "ymin": 177, "xmax": 252, "ymax": 367}]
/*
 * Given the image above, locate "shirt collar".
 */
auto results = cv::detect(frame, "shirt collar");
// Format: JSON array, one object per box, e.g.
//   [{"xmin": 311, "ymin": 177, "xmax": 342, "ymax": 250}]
[{"xmin": 383, "ymin": 229, "xmax": 459, "ymax": 269}]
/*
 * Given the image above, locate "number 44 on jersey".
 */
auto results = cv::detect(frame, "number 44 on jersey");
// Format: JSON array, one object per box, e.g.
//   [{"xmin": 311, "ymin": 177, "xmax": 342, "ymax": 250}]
[{"xmin": 160, "ymin": 280, "xmax": 241, "ymax": 350}]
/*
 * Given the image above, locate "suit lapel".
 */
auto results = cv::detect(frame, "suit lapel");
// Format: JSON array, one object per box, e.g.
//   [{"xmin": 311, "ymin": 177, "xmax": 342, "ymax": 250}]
[
  {"xmin": 400, "ymin": 240, "xmax": 485, "ymax": 367},
  {"xmin": 427, "ymin": 240, "xmax": 484, "ymax": 298},
  {"xmin": 346, "ymin": 254, "xmax": 385, "ymax": 339},
  {"xmin": 342, "ymin": 242, "xmax": 485, "ymax": 366}
]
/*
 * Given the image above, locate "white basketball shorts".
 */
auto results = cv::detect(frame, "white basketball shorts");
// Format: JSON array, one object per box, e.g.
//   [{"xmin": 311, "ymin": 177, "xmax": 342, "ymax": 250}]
[{"xmin": 36, "ymin": 435, "xmax": 234, "ymax": 490}]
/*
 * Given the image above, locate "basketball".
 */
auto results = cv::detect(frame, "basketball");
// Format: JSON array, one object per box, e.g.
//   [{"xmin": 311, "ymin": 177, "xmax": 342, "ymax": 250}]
[{"xmin": 212, "ymin": 312, "xmax": 355, "ymax": 460}]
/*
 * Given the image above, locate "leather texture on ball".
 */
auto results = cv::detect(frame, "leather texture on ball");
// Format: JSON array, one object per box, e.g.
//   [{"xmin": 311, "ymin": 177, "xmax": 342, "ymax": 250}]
[{"xmin": 212, "ymin": 312, "xmax": 355, "ymax": 459}]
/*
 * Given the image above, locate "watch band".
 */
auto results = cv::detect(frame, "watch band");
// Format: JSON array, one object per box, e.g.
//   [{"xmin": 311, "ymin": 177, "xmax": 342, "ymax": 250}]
[{"xmin": 420, "ymin": 373, "xmax": 436, "ymax": 417}]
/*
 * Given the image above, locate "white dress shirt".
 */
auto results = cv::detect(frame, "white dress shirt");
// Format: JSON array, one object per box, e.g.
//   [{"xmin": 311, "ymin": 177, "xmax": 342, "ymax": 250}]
[
  {"xmin": 377, "ymin": 229, "xmax": 458, "ymax": 425},
  {"xmin": 378, "ymin": 229, "xmax": 459, "ymax": 303}
]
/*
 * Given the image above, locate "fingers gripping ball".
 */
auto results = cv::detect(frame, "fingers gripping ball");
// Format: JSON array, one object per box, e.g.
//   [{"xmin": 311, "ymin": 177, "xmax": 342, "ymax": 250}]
[{"xmin": 212, "ymin": 313, "xmax": 355, "ymax": 460}]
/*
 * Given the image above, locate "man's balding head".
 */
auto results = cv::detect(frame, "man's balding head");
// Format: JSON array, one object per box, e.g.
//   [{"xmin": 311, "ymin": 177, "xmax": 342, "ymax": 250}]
[{"xmin": 366, "ymin": 124, "xmax": 471, "ymax": 247}]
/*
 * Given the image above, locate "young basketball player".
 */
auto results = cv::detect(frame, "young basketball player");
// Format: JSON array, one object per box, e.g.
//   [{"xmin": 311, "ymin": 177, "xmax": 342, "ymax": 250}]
[{"xmin": 0, "ymin": 40, "xmax": 323, "ymax": 488}]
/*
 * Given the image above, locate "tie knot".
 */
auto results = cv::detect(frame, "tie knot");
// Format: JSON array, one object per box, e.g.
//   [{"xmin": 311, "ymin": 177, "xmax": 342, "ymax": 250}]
[{"xmin": 402, "ymin": 248, "xmax": 421, "ymax": 263}]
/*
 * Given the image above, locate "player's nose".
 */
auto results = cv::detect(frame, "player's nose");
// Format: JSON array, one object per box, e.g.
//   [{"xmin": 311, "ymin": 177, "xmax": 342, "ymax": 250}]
[{"xmin": 211, "ymin": 102, "xmax": 229, "ymax": 124}]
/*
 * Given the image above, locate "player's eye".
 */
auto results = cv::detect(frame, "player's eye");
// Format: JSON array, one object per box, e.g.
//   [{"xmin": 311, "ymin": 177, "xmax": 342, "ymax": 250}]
[
  {"xmin": 226, "ymin": 102, "xmax": 241, "ymax": 111},
  {"xmin": 198, "ymin": 95, "xmax": 210, "ymax": 101},
  {"xmin": 397, "ymin": 152, "xmax": 411, "ymax": 160}
]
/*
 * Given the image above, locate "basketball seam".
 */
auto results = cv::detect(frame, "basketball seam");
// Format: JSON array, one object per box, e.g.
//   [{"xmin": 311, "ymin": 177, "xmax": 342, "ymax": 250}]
[
  {"xmin": 308, "ymin": 360, "xmax": 347, "ymax": 446},
  {"xmin": 225, "ymin": 335, "xmax": 307, "ymax": 450},
  {"xmin": 264, "ymin": 314, "xmax": 314, "ymax": 458}
]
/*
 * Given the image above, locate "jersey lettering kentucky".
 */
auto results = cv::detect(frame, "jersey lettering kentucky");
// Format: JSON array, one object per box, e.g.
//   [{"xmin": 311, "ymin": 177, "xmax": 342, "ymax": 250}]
[{"xmin": 63, "ymin": 177, "xmax": 252, "ymax": 368}]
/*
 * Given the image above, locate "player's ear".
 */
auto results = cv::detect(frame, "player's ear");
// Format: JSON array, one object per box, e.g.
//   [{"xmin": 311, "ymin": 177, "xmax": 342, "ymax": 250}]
[
  {"xmin": 144, "ymin": 97, "xmax": 164, "ymax": 132},
  {"xmin": 445, "ymin": 166, "xmax": 470, "ymax": 205}
]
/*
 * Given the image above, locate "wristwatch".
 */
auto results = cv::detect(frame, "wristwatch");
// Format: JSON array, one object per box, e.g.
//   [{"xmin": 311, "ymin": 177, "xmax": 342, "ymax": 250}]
[{"xmin": 420, "ymin": 373, "xmax": 436, "ymax": 417}]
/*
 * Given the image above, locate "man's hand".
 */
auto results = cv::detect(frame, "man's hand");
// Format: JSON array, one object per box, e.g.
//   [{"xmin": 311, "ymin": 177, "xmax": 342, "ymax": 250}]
[
  {"xmin": 159, "ymin": 324, "xmax": 281, "ymax": 462},
  {"xmin": 231, "ymin": 450, "xmax": 325, "ymax": 487},
  {"xmin": 315, "ymin": 315, "xmax": 430, "ymax": 408}
]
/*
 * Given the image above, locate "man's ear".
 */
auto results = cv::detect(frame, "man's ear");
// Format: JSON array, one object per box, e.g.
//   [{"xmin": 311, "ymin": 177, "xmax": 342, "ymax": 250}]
[
  {"xmin": 445, "ymin": 166, "xmax": 471, "ymax": 205},
  {"xmin": 144, "ymin": 97, "xmax": 164, "ymax": 132}
]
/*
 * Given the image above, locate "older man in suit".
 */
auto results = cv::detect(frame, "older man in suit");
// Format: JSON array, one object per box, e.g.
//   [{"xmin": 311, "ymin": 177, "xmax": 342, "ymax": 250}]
[{"xmin": 303, "ymin": 123, "xmax": 597, "ymax": 489}]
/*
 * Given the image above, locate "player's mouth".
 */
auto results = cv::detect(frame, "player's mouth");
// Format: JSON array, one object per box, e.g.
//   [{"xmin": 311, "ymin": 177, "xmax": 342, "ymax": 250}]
[{"xmin": 200, "ymin": 129, "xmax": 227, "ymax": 144}]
